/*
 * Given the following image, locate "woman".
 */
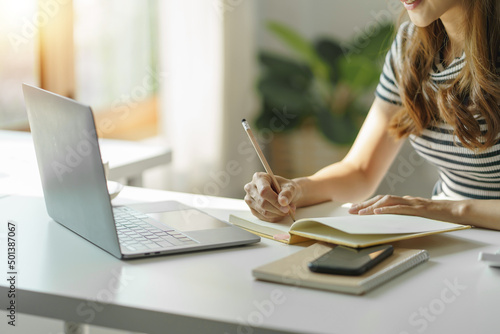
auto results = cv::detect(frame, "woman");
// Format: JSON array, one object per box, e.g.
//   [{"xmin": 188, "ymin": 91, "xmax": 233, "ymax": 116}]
[{"xmin": 244, "ymin": 0, "xmax": 500, "ymax": 230}]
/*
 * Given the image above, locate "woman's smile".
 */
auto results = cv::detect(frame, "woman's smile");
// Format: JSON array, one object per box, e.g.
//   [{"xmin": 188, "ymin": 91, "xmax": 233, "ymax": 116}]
[{"xmin": 401, "ymin": 0, "xmax": 423, "ymax": 11}]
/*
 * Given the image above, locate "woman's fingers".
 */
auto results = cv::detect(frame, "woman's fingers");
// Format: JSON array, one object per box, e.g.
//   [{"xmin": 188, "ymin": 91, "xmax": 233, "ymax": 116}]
[
  {"xmin": 349, "ymin": 195, "xmax": 385, "ymax": 214},
  {"xmin": 244, "ymin": 172, "xmax": 297, "ymax": 222},
  {"xmin": 244, "ymin": 181, "xmax": 281, "ymax": 217},
  {"xmin": 350, "ymin": 195, "xmax": 408, "ymax": 215},
  {"xmin": 372, "ymin": 204, "xmax": 418, "ymax": 215}
]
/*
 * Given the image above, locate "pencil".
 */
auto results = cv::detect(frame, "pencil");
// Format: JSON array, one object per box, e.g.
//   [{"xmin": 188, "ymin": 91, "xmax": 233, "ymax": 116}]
[{"xmin": 241, "ymin": 119, "xmax": 296, "ymax": 221}]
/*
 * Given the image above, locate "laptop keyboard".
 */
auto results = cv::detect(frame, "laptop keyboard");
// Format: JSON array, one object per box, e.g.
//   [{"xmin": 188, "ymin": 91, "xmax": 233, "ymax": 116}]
[{"xmin": 113, "ymin": 206, "xmax": 198, "ymax": 252}]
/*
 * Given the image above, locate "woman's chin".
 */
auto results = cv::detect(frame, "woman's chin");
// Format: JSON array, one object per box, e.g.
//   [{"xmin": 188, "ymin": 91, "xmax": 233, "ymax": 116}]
[{"xmin": 408, "ymin": 14, "xmax": 436, "ymax": 28}]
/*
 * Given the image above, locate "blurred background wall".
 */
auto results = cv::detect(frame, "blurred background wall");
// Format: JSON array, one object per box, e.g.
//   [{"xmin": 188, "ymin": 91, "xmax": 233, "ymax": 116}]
[
  {"xmin": 155, "ymin": 0, "xmax": 437, "ymax": 200},
  {"xmin": 0, "ymin": 1, "xmax": 439, "ymax": 333},
  {"xmin": 0, "ymin": 0, "xmax": 437, "ymax": 207}
]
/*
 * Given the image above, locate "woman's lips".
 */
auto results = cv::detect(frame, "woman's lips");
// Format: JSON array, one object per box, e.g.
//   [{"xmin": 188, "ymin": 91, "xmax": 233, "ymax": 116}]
[{"xmin": 401, "ymin": 0, "xmax": 422, "ymax": 10}]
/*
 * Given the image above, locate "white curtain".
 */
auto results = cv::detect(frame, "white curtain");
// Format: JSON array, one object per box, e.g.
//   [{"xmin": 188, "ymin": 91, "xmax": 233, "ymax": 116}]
[{"xmin": 159, "ymin": 0, "xmax": 259, "ymax": 199}]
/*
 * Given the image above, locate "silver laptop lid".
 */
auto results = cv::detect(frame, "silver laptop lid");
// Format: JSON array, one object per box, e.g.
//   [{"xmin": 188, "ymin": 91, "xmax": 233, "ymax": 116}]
[{"xmin": 22, "ymin": 84, "xmax": 121, "ymax": 258}]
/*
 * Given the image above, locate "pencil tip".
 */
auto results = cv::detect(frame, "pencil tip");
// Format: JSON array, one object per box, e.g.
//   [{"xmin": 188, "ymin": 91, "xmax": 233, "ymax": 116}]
[{"xmin": 241, "ymin": 118, "xmax": 246, "ymax": 123}]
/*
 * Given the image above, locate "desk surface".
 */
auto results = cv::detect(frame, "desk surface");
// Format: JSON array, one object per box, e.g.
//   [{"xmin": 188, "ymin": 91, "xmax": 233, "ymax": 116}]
[
  {"xmin": 0, "ymin": 186, "xmax": 499, "ymax": 334},
  {"xmin": 0, "ymin": 130, "xmax": 172, "ymax": 188}
]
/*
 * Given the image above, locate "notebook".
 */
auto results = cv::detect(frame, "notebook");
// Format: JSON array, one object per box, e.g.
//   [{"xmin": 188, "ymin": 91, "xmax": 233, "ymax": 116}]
[
  {"xmin": 229, "ymin": 204, "xmax": 470, "ymax": 247},
  {"xmin": 252, "ymin": 243, "xmax": 430, "ymax": 295},
  {"xmin": 22, "ymin": 84, "xmax": 260, "ymax": 259}
]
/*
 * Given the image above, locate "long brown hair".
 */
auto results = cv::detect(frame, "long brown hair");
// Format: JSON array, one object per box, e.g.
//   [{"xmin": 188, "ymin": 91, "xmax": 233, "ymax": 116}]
[{"xmin": 389, "ymin": 0, "xmax": 500, "ymax": 151}]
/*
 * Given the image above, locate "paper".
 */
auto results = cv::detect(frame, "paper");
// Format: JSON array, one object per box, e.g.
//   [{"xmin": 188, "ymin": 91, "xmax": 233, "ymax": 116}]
[{"xmin": 302, "ymin": 214, "xmax": 463, "ymax": 235}]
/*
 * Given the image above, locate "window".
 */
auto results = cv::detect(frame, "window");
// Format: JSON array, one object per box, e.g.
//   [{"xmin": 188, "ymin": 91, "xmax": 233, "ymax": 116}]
[
  {"xmin": 74, "ymin": 0, "xmax": 160, "ymax": 140},
  {"xmin": 0, "ymin": 1, "xmax": 38, "ymax": 129},
  {"xmin": 0, "ymin": 0, "xmax": 160, "ymax": 140}
]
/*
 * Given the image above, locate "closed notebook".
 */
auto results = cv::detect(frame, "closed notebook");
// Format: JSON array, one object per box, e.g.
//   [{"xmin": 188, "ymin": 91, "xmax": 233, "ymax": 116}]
[
  {"xmin": 252, "ymin": 243, "xmax": 430, "ymax": 295},
  {"xmin": 229, "ymin": 202, "xmax": 470, "ymax": 248}
]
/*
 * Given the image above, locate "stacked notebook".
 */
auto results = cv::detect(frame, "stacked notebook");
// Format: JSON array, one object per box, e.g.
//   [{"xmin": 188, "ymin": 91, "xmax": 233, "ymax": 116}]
[
  {"xmin": 253, "ymin": 243, "xmax": 430, "ymax": 295},
  {"xmin": 234, "ymin": 202, "xmax": 470, "ymax": 294}
]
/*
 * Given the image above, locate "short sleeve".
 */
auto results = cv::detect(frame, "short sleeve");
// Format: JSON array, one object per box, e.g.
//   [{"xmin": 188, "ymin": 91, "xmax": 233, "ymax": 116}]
[{"xmin": 375, "ymin": 21, "xmax": 413, "ymax": 106}]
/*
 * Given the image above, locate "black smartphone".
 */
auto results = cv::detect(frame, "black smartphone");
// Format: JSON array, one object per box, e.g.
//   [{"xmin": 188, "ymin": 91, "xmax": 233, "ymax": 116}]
[{"xmin": 308, "ymin": 244, "xmax": 394, "ymax": 276}]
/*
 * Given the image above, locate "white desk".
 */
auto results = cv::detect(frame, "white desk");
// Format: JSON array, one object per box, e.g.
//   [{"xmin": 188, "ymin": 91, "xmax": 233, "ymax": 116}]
[
  {"xmin": 0, "ymin": 130, "xmax": 172, "ymax": 187},
  {"xmin": 0, "ymin": 186, "xmax": 499, "ymax": 334}
]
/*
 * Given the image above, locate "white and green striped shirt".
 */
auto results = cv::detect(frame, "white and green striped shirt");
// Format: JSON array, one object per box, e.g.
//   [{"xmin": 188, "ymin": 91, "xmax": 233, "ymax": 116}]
[{"xmin": 376, "ymin": 21, "xmax": 500, "ymax": 200}]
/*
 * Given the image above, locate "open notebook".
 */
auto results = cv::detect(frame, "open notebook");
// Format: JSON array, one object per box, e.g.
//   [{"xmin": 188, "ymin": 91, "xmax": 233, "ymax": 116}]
[{"xmin": 229, "ymin": 202, "xmax": 470, "ymax": 248}]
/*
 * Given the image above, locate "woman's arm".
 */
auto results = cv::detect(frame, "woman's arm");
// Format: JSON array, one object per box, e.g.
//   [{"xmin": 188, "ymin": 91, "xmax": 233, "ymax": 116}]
[
  {"xmin": 349, "ymin": 195, "xmax": 500, "ymax": 230},
  {"xmin": 244, "ymin": 97, "xmax": 404, "ymax": 221},
  {"xmin": 294, "ymin": 97, "xmax": 404, "ymax": 207}
]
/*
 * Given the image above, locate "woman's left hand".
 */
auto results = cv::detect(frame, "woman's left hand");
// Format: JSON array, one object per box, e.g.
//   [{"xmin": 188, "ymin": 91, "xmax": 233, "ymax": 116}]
[{"xmin": 348, "ymin": 195, "xmax": 463, "ymax": 224}]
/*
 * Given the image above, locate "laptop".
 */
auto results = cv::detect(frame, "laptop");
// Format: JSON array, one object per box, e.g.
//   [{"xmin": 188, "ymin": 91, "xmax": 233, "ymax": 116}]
[{"xmin": 22, "ymin": 84, "xmax": 260, "ymax": 259}]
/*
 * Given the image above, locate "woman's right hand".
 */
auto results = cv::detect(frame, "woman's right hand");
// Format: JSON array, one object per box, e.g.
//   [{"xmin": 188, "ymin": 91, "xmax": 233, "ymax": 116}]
[{"xmin": 243, "ymin": 172, "xmax": 301, "ymax": 222}]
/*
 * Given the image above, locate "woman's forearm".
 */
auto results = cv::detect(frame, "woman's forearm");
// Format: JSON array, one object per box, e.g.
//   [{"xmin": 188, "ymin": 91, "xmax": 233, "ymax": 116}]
[
  {"xmin": 293, "ymin": 160, "xmax": 379, "ymax": 207},
  {"xmin": 455, "ymin": 200, "xmax": 500, "ymax": 230},
  {"xmin": 292, "ymin": 98, "xmax": 404, "ymax": 209}
]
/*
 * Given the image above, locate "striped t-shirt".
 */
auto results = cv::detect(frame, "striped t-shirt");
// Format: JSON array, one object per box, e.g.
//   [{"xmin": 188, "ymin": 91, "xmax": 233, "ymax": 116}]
[{"xmin": 376, "ymin": 21, "xmax": 500, "ymax": 200}]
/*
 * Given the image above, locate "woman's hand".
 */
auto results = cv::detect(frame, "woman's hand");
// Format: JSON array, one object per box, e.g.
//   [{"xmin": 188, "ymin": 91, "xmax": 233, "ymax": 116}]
[
  {"xmin": 348, "ymin": 195, "xmax": 465, "ymax": 224},
  {"xmin": 244, "ymin": 172, "xmax": 302, "ymax": 222}
]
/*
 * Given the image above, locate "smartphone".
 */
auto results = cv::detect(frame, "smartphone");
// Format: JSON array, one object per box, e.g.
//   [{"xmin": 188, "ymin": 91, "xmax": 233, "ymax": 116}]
[{"xmin": 308, "ymin": 244, "xmax": 394, "ymax": 276}]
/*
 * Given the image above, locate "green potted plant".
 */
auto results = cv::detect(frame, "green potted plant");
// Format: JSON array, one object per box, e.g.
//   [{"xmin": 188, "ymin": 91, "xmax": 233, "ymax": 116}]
[{"xmin": 254, "ymin": 21, "xmax": 394, "ymax": 177}]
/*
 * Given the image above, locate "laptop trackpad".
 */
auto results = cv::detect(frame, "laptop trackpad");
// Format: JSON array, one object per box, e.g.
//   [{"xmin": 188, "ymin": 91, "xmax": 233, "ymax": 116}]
[{"xmin": 146, "ymin": 209, "xmax": 229, "ymax": 232}]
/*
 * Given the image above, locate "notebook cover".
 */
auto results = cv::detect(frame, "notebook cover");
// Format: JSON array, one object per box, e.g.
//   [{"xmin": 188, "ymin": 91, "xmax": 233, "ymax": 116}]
[{"xmin": 252, "ymin": 243, "xmax": 429, "ymax": 295}]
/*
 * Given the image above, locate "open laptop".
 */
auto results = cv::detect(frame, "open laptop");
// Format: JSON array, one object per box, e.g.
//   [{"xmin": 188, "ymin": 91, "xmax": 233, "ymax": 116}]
[{"xmin": 22, "ymin": 84, "xmax": 260, "ymax": 259}]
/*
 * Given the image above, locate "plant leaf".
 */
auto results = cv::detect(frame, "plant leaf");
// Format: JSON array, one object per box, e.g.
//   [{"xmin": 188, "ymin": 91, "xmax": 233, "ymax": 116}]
[
  {"xmin": 356, "ymin": 23, "xmax": 394, "ymax": 60},
  {"xmin": 267, "ymin": 21, "xmax": 330, "ymax": 83},
  {"xmin": 259, "ymin": 52, "xmax": 313, "ymax": 81},
  {"xmin": 255, "ymin": 102, "xmax": 304, "ymax": 133},
  {"xmin": 338, "ymin": 55, "xmax": 381, "ymax": 91},
  {"xmin": 314, "ymin": 38, "xmax": 344, "ymax": 84},
  {"xmin": 316, "ymin": 106, "xmax": 358, "ymax": 145}
]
